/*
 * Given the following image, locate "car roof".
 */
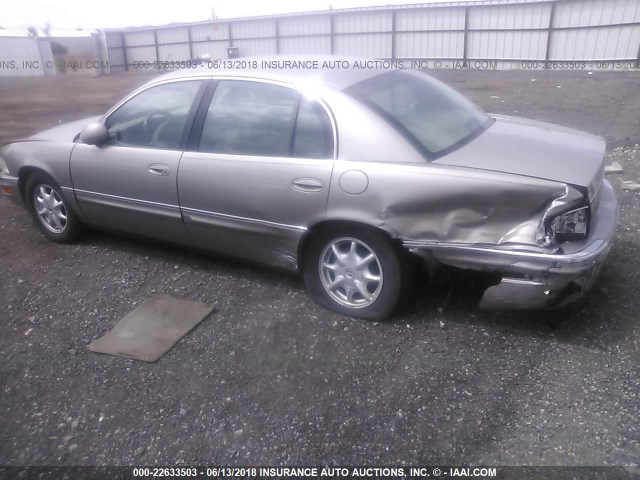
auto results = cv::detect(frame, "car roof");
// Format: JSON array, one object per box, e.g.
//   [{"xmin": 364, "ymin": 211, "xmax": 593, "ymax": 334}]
[{"xmin": 149, "ymin": 56, "xmax": 392, "ymax": 90}]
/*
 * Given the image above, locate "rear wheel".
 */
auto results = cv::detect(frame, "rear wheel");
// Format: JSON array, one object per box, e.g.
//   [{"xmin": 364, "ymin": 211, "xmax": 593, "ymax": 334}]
[
  {"xmin": 25, "ymin": 172, "xmax": 81, "ymax": 243},
  {"xmin": 303, "ymin": 226, "xmax": 411, "ymax": 320}
]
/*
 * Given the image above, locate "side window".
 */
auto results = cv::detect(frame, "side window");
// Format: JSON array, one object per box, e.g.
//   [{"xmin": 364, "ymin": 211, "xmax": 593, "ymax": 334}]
[
  {"xmin": 199, "ymin": 81, "xmax": 299, "ymax": 157},
  {"xmin": 293, "ymin": 99, "xmax": 333, "ymax": 159},
  {"xmin": 199, "ymin": 80, "xmax": 334, "ymax": 159},
  {"xmin": 105, "ymin": 80, "xmax": 201, "ymax": 150}
]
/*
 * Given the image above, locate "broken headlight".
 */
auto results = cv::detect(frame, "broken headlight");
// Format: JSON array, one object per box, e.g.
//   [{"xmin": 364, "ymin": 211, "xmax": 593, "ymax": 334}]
[
  {"xmin": 537, "ymin": 206, "xmax": 590, "ymax": 247},
  {"xmin": 552, "ymin": 206, "xmax": 589, "ymax": 237}
]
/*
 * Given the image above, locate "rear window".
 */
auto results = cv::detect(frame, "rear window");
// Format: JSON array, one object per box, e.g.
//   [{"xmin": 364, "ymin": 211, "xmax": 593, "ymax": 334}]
[{"xmin": 346, "ymin": 70, "xmax": 492, "ymax": 159}]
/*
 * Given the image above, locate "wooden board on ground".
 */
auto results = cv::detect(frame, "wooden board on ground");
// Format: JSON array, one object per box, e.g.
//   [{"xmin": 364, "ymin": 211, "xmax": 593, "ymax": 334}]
[{"xmin": 88, "ymin": 295, "xmax": 214, "ymax": 362}]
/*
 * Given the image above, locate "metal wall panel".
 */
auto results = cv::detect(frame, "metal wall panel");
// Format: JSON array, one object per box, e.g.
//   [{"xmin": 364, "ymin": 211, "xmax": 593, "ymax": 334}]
[
  {"xmin": 232, "ymin": 20, "xmax": 277, "ymax": 39},
  {"xmin": 156, "ymin": 27, "xmax": 189, "ymax": 45},
  {"xmin": 233, "ymin": 38, "xmax": 278, "ymax": 56},
  {"xmin": 190, "ymin": 23, "xmax": 229, "ymax": 42},
  {"xmin": 554, "ymin": 0, "xmax": 640, "ymax": 28},
  {"xmin": 280, "ymin": 36, "xmax": 331, "ymax": 55},
  {"xmin": 192, "ymin": 41, "xmax": 228, "ymax": 60},
  {"xmin": 37, "ymin": 39, "xmax": 55, "ymax": 76},
  {"xmin": 158, "ymin": 44, "xmax": 191, "ymax": 61},
  {"xmin": 278, "ymin": 15, "xmax": 331, "ymax": 36},
  {"xmin": 468, "ymin": 30, "xmax": 547, "ymax": 59},
  {"xmin": 334, "ymin": 33, "xmax": 392, "ymax": 57},
  {"xmin": 108, "ymin": 47, "xmax": 125, "ymax": 66},
  {"xmin": 550, "ymin": 24, "xmax": 640, "ymax": 60},
  {"xmin": 396, "ymin": 7, "xmax": 465, "ymax": 31},
  {"xmin": 126, "ymin": 46, "xmax": 157, "ymax": 63},
  {"xmin": 334, "ymin": 11, "xmax": 392, "ymax": 33},
  {"xmin": 105, "ymin": 32, "xmax": 123, "ymax": 48},
  {"xmin": 396, "ymin": 32, "xmax": 465, "ymax": 58},
  {"xmin": 595, "ymin": 24, "xmax": 640, "ymax": 58},
  {"xmin": 123, "ymin": 31, "xmax": 155, "ymax": 47},
  {"xmin": 468, "ymin": 3, "xmax": 552, "ymax": 29},
  {"xmin": 105, "ymin": 0, "xmax": 640, "ymax": 72}
]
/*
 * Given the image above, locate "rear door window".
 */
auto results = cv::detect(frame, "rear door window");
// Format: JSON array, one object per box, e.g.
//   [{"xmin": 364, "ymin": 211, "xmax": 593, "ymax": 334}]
[{"xmin": 199, "ymin": 80, "xmax": 333, "ymax": 158}]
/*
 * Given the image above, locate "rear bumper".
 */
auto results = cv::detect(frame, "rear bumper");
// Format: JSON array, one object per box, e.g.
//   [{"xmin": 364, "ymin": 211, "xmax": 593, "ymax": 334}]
[
  {"xmin": 404, "ymin": 179, "xmax": 619, "ymax": 309},
  {"xmin": 0, "ymin": 173, "xmax": 21, "ymax": 205}
]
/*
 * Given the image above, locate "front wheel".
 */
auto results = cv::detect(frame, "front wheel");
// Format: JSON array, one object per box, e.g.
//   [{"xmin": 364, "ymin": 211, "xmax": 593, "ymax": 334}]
[
  {"xmin": 25, "ymin": 172, "xmax": 81, "ymax": 243},
  {"xmin": 303, "ymin": 227, "xmax": 411, "ymax": 321}
]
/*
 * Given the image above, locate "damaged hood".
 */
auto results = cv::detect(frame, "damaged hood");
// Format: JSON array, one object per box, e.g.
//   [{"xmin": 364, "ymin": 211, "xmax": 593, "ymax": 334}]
[
  {"xmin": 27, "ymin": 115, "xmax": 102, "ymax": 142},
  {"xmin": 435, "ymin": 114, "xmax": 605, "ymax": 198}
]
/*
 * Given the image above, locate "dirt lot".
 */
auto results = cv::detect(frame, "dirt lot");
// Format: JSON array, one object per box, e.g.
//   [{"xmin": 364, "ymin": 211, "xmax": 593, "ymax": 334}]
[{"xmin": 0, "ymin": 68, "xmax": 639, "ymax": 468}]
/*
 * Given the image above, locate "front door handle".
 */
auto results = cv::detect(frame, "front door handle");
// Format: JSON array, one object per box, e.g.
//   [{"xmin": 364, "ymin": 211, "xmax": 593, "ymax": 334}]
[
  {"xmin": 292, "ymin": 178, "xmax": 323, "ymax": 193},
  {"xmin": 148, "ymin": 164, "xmax": 170, "ymax": 176}
]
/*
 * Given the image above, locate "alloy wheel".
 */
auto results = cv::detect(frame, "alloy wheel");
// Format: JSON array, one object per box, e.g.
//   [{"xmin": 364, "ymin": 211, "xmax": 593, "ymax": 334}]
[
  {"xmin": 318, "ymin": 237, "xmax": 383, "ymax": 309},
  {"xmin": 33, "ymin": 184, "xmax": 67, "ymax": 234}
]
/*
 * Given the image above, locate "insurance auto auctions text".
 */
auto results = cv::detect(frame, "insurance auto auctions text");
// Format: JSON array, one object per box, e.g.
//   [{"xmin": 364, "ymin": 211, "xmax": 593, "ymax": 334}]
[{"xmin": 207, "ymin": 59, "xmax": 499, "ymax": 70}]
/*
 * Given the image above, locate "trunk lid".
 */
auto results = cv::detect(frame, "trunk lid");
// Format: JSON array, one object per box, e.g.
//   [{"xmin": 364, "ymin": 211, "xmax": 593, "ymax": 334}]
[{"xmin": 435, "ymin": 114, "xmax": 605, "ymax": 200}]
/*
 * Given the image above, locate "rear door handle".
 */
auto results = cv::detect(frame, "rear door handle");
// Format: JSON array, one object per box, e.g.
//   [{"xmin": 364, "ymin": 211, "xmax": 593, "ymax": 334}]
[
  {"xmin": 148, "ymin": 164, "xmax": 170, "ymax": 176},
  {"xmin": 292, "ymin": 178, "xmax": 323, "ymax": 193}
]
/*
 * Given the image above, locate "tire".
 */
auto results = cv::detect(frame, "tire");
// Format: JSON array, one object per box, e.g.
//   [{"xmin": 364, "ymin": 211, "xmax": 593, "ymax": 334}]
[
  {"xmin": 25, "ymin": 172, "xmax": 81, "ymax": 243},
  {"xmin": 303, "ymin": 226, "xmax": 412, "ymax": 321}
]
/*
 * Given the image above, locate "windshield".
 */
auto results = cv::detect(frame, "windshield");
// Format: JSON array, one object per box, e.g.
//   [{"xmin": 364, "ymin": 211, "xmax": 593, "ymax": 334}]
[{"xmin": 346, "ymin": 70, "xmax": 493, "ymax": 159}]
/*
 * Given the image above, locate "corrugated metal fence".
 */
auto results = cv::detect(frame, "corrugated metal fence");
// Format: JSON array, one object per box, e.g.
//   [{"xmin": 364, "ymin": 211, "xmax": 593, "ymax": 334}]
[{"xmin": 104, "ymin": 0, "xmax": 640, "ymax": 71}]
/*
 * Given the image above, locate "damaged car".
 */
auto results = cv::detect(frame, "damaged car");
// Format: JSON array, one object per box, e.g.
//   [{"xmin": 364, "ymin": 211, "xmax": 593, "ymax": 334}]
[{"xmin": 0, "ymin": 62, "xmax": 618, "ymax": 320}]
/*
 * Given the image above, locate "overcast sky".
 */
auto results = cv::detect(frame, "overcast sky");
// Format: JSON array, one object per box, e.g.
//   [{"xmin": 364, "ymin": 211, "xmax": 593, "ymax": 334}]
[{"xmin": 2, "ymin": 0, "xmax": 480, "ymax": 31}]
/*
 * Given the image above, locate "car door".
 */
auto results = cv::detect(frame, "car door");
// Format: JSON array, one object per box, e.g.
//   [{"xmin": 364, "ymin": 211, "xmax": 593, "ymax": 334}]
[
  {"xmin": 178, "ymin": 79, "xmax": 336, "ymax": 269},
  {"xmin": 70, "ymin": 79, "xmax": 206, "ymax": 245}
]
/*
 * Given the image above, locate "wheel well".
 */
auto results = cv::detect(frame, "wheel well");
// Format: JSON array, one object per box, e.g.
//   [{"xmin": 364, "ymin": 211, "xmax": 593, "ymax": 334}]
[
  {"xmin": 17, "ymin": 167, "xmax": 43, "ymax": 202},
  {"xmin": 297, "ymin": 220, "xmax": 403, "ymax": 267}
]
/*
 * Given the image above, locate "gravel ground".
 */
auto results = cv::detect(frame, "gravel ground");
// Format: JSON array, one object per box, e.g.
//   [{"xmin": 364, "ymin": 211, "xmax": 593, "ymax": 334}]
[{"xmin": 0, "ymin": 69, "xmax": 639, "ymax": 467}]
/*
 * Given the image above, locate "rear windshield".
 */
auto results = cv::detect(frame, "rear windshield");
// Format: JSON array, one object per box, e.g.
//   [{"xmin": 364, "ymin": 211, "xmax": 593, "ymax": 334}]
[{"xmin": 346, "ymin": 70, "xmax": 493, "ymax": 159}]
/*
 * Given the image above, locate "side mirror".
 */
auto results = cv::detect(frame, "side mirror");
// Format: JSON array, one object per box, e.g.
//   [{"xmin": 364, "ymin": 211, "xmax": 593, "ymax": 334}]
[{"xmin": 79, "ymin": 122, "xmax": 109, "ymax": 146}]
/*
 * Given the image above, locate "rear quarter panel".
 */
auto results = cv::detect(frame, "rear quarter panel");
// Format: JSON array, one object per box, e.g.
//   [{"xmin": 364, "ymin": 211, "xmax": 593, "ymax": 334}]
[{"xmin": 327, "ymin": 160, "xmax": 568, "ymax": 249}]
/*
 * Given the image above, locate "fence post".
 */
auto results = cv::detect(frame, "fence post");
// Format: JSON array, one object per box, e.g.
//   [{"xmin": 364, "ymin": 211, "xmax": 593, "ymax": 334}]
[
  {"xmin": 463, "ymin": 6, "xmax": 469, "ymax": 64},
  {"xmin": 391, "ymin": 10, "xmax": 397, "ymax": 59},
  {"xmin": 91, "ymin": 32, "xmax": 105, "ymax": 77},
  {"xmin": 121, "ymin": 32, "xmax": 128, "ymax": 71},
  {"xmin": 187, "ymin": 27, "xmax": 194, "ymax": 60},
  {"xmin": 330, "ymin": 12, "xmax": 335, "ymax": 55},
  {"xmin": 153, "ymin": 30, "xmax": 160, "ymax": 63},
  {"xmin": 544, "ymin": 2, "xmax": 556, "ymax": 69}
]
